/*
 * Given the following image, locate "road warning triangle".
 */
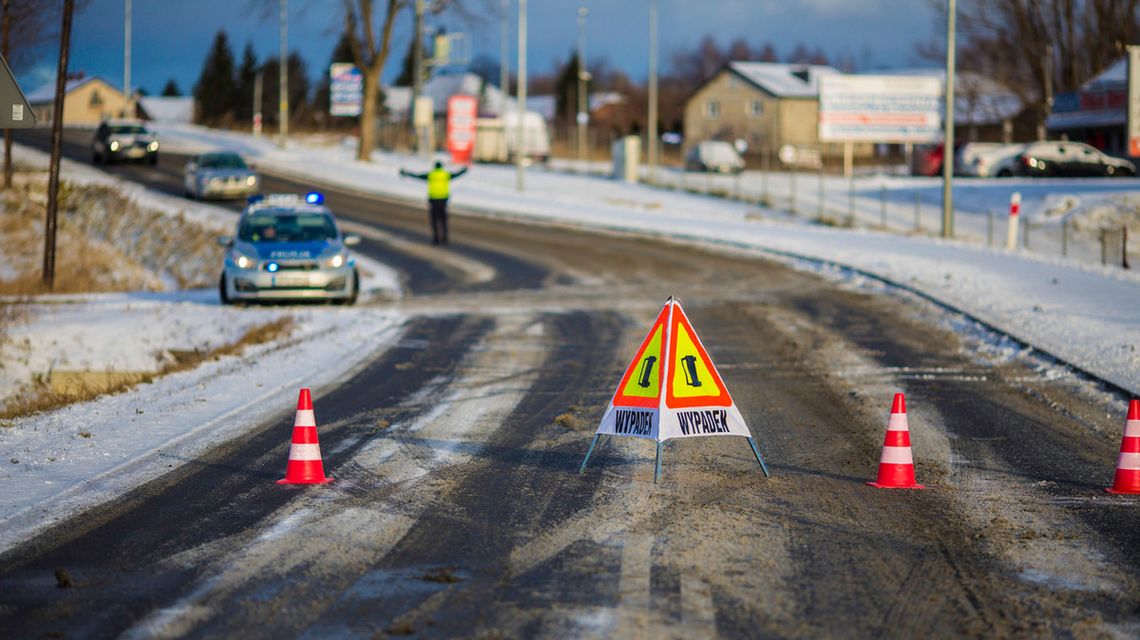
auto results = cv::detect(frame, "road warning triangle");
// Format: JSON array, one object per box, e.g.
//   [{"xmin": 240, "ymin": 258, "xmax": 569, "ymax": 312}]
[{"xmin": 581, "ymin": 297, "xmax": 770, "ymax": 482}]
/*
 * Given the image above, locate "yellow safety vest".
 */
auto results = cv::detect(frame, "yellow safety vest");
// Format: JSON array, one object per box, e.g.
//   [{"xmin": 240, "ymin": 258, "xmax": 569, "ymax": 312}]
[{"xmin": 427, "ymin": 168, "xmax": 450, "ymax": 200}]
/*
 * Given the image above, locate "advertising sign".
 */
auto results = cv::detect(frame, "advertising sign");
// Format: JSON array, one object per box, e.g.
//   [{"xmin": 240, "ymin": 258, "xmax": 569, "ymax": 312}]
[
  {"xmin": 447, "ymin": 95, "xmax": 477, "ymax": 165},
  {"xmin": 1128, "ymin": 46, "xmax": 1140, "ymax": 156},
  {"xmin": 329, "ymin": 63, "xmax": 362, "ymax": 117},
  {"xmin": 819, "ymin": 75, "xmax": 942, "ymax": 143}
]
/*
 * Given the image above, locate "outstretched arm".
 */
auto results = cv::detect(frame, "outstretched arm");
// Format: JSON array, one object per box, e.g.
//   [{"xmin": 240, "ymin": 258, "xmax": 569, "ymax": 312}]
[
  {"xmin": 400, "ymin": 168, "xmax": 429, "ymax": 180},
  {"xmin": 450, "ymin": 166, "xmax": 468, "ymax": 179}
]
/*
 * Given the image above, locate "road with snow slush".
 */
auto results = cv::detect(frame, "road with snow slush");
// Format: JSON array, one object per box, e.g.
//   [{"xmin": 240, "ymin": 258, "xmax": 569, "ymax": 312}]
[{"xmin": 3, "ymin": 129, "xmax": 1140, "ymax": 637}]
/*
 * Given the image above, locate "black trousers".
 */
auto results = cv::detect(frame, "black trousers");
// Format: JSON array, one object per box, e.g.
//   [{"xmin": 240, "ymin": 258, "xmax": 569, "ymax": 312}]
[{"xmin": 429, "ymin": 198, "xmax": 448, "ymax": 244}]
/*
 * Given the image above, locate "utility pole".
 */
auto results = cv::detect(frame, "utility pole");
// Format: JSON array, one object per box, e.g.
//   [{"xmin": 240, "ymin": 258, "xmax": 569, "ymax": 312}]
[
  {"xmin": 413, "ymin": 0, "xmax": 425, "ymax": 155},
  {"xmin": 278, "ymin": 0, "xmax": 288, "ymax": 148},
  {"xmin": 576, "ymin": 7, "xmax": 588, "ymax": 165},
  {"xmin": 648, "ymin": 0, "xmax": 658, "ymax": 182},
  {"xmin": 500, "ymin": 0, "xmax": 509, "ymax": 115},
  {"xmin": 124, "ymin": 0, "xmax": 131, "ymax": 113},
  {"xmin": 1041, "ymin": 43, "xmax": 1054, "ymax": 141},
  {"xmin": 45, "ymin": 0, "xmax": 75, "ymax": 290},
  {"xmin": 516, "ymin": 0, "xmax": 527, "ymax": 192},
  {"xmin": 2, "ymin": 0, "xmax": 11, "ymax": 189},
  {"xmin": 253, "ymin": 69, "xmax": 263, "ymax": 136},
  {"xmin": 941, "ymin": 0, "xmax": 956, "ymax": 239}
]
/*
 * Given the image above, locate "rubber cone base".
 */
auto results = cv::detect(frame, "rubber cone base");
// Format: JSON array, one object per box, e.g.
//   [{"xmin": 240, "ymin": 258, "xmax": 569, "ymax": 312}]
[
  {"xmin": 277, "ymin": 476, "xmax": 333, "ymax": 485},
  {"xmin": 1104, "ymin": 487, "xmax": 1140, "ymax": 495},
  {"xmin": 867, "ymin": 481, "xmax": 924, "ymax": 490}
]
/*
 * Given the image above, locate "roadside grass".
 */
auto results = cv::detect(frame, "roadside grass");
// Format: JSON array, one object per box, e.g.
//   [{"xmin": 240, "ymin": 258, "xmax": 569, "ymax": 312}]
[{"xmin": 0, "ymin": 316, "xmax": 295, "ymax": 421}]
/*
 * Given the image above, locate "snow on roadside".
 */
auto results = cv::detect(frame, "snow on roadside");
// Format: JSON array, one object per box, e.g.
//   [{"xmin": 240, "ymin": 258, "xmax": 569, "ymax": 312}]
[
  {"xmin": 0, "ymin": 145, "xmax": 409, "ymax": 552},
  {"xmin": 148, "ymin": 124, "xmax": 1140, "ymax": 396}
]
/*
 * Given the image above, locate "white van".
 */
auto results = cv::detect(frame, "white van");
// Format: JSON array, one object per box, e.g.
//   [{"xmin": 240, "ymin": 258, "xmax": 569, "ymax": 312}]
[{"xmin": 474, "ymin": 112, "xmax": 550, "ymax": 163}]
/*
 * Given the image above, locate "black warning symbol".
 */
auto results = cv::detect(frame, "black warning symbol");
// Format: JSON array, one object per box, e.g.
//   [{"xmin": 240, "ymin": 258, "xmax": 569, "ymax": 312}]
[
  {"xmin": 681, "ymin": 355, "xmax": 702, "ymax": 387},
  {"xmin": 636, "ymin": 356, "xmax": 657, "ymax": 388}
]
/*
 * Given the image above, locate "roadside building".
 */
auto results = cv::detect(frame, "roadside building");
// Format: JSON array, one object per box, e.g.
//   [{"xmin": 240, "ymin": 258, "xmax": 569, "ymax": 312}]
[
  {"xmin": 137, "ymin": 96, "xmax": 194, "ymax": 124},
  {"xmin": 682, "ymin": 61, "xmax": 840, "ymax": 163},
  {"xmin": 27, "ymin": 76, "xmax": 134, "ymax": 125},
  {"xmin": 882, "ymin": 68, "xmax": 1028, "ymax": 143},
  {"xmin": 1048, "ymin": 57, "xmax": 1131, "ymax": 157}
]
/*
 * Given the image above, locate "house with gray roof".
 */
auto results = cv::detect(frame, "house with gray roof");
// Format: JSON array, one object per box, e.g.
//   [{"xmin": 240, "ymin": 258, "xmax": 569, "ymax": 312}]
[{"xmin": 682, "ymin": 62, "xmax": 842, "ymax": 162}]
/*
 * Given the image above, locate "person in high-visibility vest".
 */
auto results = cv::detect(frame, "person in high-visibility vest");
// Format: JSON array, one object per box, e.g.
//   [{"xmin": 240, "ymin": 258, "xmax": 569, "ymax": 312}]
[{"xmin": 399, "ymin": 161, "xmax": 468, "ymax": 245}]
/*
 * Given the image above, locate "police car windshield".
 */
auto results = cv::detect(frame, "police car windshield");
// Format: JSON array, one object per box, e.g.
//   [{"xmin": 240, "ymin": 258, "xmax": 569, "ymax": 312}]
[{"xmin": 238, "ymin": 212, "xmax": 338, "ymax": 243}]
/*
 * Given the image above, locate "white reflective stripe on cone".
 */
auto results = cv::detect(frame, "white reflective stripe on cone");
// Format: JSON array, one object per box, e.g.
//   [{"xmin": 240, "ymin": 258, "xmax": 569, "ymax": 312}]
[
  {"xmin": 289, "ymin": 443, "xmax": 323, "ymax": 461},
  {"xmin": 294, "ymin": 410, "xmax": 316, "ymax": 427},
  {"xmin": 886, "ymin": 413, "xmax": 909, "ymax": 431},
  {"xmin": 1125, "ymin": 420, "xmax": 1140, "ymax": 438},
  {"xmin": 879, "ymin": 446, "xmax": 914, "ymax": 465},
  {"xmin": 1117, "ymin": 451, "xmax": 1140, "ymax": 471}
]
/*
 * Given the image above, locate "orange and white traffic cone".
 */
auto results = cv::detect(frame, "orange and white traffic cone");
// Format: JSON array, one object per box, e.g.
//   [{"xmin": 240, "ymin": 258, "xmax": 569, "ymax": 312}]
[
  {"xmin": 277, "ymin": 388, "xmax": 332, "ymax": 485},
  {"xmin": 1105, "ymin": 399, "xmax": 1140, "ymax": 495},
  {"xmin": 867, "ymin": 393, "xmax": 924, "ymax": 489}
]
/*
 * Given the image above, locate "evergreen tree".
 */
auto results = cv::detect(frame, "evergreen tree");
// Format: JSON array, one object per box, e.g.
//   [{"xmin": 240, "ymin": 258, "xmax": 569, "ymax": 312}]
[
  {"xmin": 261, "ymin": 53, "xmax": 311, "ymax": 127},
  {"xmin": 235, "ymin": 43, "xmax": 259, "ymax": 123},
  {"xmin": 161, "ymin": 79, "xmax": 182, "ymax": 96},
  {"xmin": 193, "ymin": 30, "xmax": 238, "ymax": 124},
  {"xmin": 394, "ymin": 38, "xmax": 416, "ymax": 87},
  {"xmin": 554, "ymin": 52, "xmax": 582, "ymax": 127}
]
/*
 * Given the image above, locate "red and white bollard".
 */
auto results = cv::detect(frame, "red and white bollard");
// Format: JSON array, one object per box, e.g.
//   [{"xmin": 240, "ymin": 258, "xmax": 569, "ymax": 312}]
[{"xmin": 1006, "ymin": 192, "xmax": 1021, "ymax": 251}]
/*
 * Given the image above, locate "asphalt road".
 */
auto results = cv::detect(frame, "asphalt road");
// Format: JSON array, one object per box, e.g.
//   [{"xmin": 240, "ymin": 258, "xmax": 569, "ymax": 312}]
[{"xmin": 2, "ymin": 129, "xmax": 1139, "ymax": 638}]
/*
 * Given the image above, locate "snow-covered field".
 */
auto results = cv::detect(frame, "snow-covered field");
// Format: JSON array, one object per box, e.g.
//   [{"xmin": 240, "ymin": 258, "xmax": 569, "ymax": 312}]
[{"xmin": 1, "ymin": 123, "xmax": 1139, "ymax": 552}]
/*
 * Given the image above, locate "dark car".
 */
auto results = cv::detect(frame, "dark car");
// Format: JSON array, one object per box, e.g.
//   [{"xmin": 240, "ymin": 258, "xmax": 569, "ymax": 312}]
[
  {"xmin": 91, "ymin": 120, "xmax": 159, "ymax": 165},
  {"xmin": 1016, "ymin": 141, "xmax": 1135, "ymax": 177}
]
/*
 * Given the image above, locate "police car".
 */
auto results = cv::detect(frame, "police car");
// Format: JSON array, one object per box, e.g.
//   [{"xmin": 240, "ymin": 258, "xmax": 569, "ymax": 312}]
[{"xmin": 218, "ymin": 193, "xmax": 361, "ymax": 305}]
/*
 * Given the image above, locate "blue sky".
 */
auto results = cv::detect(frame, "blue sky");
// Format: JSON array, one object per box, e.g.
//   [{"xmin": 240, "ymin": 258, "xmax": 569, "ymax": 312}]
[{"xmin": 22, "ymin": 0, "xmax": 938, "ymax": 97}]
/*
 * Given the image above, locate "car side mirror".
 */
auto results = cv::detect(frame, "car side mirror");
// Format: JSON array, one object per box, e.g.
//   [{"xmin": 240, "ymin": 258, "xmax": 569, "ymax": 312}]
[
  {"xmin": 343, "ymin": 234, "xmax": 361, "ymax": 247},
  {"xmin": 217, "ymin": 235, "xmax": 232, "ymax": 247}
]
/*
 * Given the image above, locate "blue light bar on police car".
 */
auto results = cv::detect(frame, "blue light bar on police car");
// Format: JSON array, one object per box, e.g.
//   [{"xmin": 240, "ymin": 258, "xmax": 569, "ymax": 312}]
[
  {"xmin": 247, "ymin": 194, "xmax": 265, "ymax": 205},
  {"xmin": 305, "ymin": 192, "xmax": 324, "ymax": 205}
]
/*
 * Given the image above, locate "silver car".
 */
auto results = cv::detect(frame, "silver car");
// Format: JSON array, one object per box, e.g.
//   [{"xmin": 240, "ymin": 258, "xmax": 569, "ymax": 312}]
[
  {"xmin": 218, "ymin": 193, "xmax": 361, "ymax": 305},
  {"xmin": 185, "ymin": 152, "xmax": 260, "ymax": 200}
]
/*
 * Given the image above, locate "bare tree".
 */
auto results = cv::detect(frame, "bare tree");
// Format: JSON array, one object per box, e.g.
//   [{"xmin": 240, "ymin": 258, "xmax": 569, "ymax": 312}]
[
  {"xmin": 925, "ymin": 0, "xmax": 1140, "ymax": 124},
  {"xmin": 342, "ymin": 0, "xmax": 403, "ymax": 161}
]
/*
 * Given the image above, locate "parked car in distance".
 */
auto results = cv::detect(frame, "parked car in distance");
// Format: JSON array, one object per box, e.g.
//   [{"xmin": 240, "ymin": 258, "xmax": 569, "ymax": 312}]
[
  {"xmin": 184, "ymin": 152, "xmax": 260, "ymax": 200},
  {"xmin": 685, "ymin": 141, "xmax": 745, "ymax": 174},
  {"xmin": 91, "ymin": 120, "xmax": 159, "ymax": 165},
  {"xmin": 959, "ymin": 142, "xmax": 1028, "ymax": 178},
  {"xmin": 1015, "ymin": 141, "xmax": 1135, "ymax": 177},
  {"xmin": 217, "ymin": 193, "xmax": 361, "ymax": 305}
]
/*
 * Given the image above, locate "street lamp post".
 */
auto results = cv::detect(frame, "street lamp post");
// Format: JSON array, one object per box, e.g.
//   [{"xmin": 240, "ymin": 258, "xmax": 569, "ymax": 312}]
[
  {"xmin": 516, "ymin": 0, "xmax": 527, "ymax": 192},
  {"xmin": 648, "ymin": 0, "xmax": 658, "ymax": 182},
  {"xmin": 941, "ymin": 0, "xmax": 956, "ymax": 238},
  {"xmin": 576, "ymin": 7, "xmax": 588, "ymax": 166},
  {"xmin": 278, "ymin": 0, "xmax": 288, "ymax": 148},
  {"xmin": 500, "ymin": 0, "xmax": 509, "ymax": 113},
  {"xmin": 124, "ymin": 0, "xmax": 131, "ymax": 109}
]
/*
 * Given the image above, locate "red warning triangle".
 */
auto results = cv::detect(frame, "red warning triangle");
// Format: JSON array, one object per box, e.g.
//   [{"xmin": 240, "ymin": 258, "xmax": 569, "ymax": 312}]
[
  {"xmin": 611, "ymin": 303, "xmax": 669, "ymax": 408},
  {"xmin": 665, "ymin": 303, "xmax": 732, "ymax": 408}
]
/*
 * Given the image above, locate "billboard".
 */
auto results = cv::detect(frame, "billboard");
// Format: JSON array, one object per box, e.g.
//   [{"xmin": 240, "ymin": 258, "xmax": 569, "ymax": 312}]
[
  {"xmin": 329, "ymin": 63, "xmax": 362, "ymax": 117},
  {"xmin": 1128, "ymin": 46, "xmax": 1140, "ymax": 156},
  {"xmin": 819, "ymin": 75, "xmax": 942, "ymax": 143},
  {"xmin": 447, "ymin": 95, "xmax": 477, "ymax": 165}
]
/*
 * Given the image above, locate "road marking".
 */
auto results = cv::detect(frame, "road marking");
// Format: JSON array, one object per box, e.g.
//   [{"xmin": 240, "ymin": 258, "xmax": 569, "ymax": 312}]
[
  {"xmin": 615, "ymin": 532, "xmax": 654, "ymax": 639},
  {"xmin": 680, "ymin": 573, "xmax": 717, "ymax": 634}
]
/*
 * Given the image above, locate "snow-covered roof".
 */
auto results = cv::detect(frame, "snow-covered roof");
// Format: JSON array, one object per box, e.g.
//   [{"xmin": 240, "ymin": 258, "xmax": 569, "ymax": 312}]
[
  {"xmin": 26, "ymin": 76, "xmax": 121, "ymax": 105},
  {"xmin": 1083, "ymin": 58, "xmax": 1126, "ymax": 92},
  {"xmin": 590, "ymin": 92, "xmax": 626, "ymax": 111},
  {"xmin": 728, "ymin": 62, "xmax": 840, "ymax": 98},
  {"xmin": 138, "ymin": 96, "xmax": 193, "ymax": 123},
  {"xmin": 878, "ymin": 67, "xmax": 1024, "ymax": 125},
  {"xmin": 384, "ymin": 72, "xmax": 517, "ymax": 118}
]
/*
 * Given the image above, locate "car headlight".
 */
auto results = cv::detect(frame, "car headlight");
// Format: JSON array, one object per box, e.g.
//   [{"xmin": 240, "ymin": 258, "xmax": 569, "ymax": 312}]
[
  {"xmin": 147, "ymin": 141, "xmax": 159, "ymax": 152},
  {"xmin": 231, "ymin": 250, "xmax": 257, "ymax": 269},
  {"xmin": 246, "ymin": 175, "xmax": 257, "ymax": 187},
  {"xmin": 326, "ymin": 251, "xmax": 348, "ymax": 268},
  {"xmin": 109, "ymin": 141, "xmax": 120, "ymax": 151}
]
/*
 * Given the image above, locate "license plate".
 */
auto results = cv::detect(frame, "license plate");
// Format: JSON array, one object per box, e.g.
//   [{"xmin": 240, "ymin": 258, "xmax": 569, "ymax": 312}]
[{"xmin": 273, "ymin": 277, "xmax": 308, "ymax": 288}]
